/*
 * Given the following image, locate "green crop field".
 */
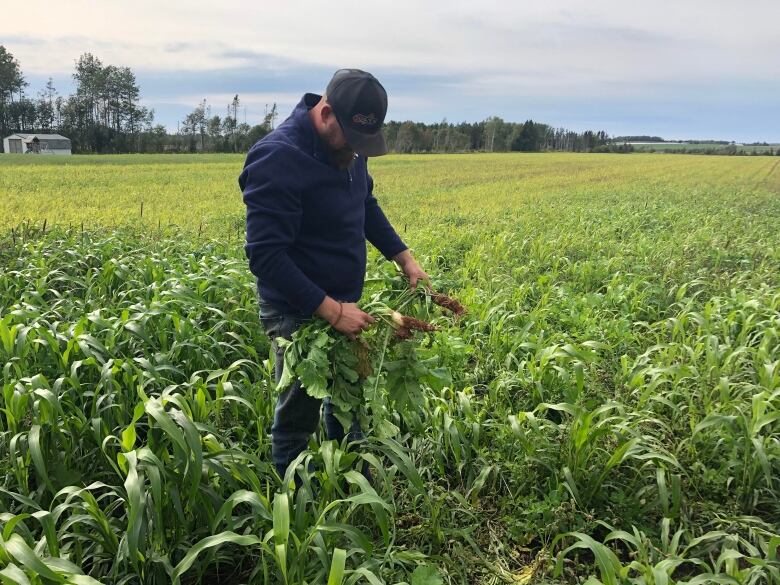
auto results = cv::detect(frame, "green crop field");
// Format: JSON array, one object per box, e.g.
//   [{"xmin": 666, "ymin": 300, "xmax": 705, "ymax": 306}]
[
  {"xmin": 0, "ymin": 153, "xmax": 779, "ymax": 584},
  {"xmin": 629, "ymin": 142, "xmax": 779, "ymax": 155}
]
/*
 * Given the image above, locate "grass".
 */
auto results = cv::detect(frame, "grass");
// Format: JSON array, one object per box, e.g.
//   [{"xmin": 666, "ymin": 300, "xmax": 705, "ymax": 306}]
[
  {"xmin": 2, "ymin": 152, "xmax": 778, "ymax": 236},
  {"xmin": 629, "ymin": 142, "xmax": 779, "ymax": 154},
  {"xmin": 0, "ymin": 152, "xmax": 779, "ymax": 584}
]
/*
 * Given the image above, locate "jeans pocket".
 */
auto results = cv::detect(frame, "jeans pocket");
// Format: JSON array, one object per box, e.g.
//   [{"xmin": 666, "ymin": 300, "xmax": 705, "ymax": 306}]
[
  {"xmin": 260, "ymin": 315, "xmax": 283, "ymax": 338},
  {"xmin": 262, "ymin": 313, "xmax": 307, "ymax": 342},
  {"xmin": 278, "ymin": 314, "xmax": 306, "ymax": 340},
  {"xmin": 266, "ymin": 314, "xmax": 307, "ymax": 385}
]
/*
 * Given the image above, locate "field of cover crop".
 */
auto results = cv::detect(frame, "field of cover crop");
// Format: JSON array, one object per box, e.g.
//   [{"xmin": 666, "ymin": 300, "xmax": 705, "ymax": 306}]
[{"xmin": 0, "ymin": 153, "xmax": 779, "ymax": 584}]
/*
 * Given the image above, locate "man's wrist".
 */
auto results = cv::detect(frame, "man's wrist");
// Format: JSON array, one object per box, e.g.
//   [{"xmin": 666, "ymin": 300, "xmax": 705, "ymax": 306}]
[
  {"xmin": 315, "ymin": 296, "xmax": 341, "ymax": 324},
  {"xmin": 392, "ymin": 248, "xmax": 413, "ymax": 268},
  {"xmin": 333, "ymin": 302, "xmax": 344, "ymax": 327}
]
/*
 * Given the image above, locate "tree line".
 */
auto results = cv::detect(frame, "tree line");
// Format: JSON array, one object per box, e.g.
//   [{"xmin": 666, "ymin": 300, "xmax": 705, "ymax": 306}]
[
  {"xmin": 1, "ymin": 47, "xmax": 157, "ymax": 152},
  {"xmin": 0, "ymin": 45, "xmax": 641, "ymax": 155},
  {"xmin": 177, "ymin": 97, "xmax": 278, "ymax": 154},
  {"xmin": 383, "ymin": 118, "xmax": 622, "ymax": 153},
  {"xmin": 3, "ymin": 45, "xmax": 775, "ymax": 156},
  {"xmin": 0, "ymin": 45, "xmax": 622, "ymax": 155},
  {"xmin": 0, "ymin": 46, "xmax": 275, "ymax": 153}
]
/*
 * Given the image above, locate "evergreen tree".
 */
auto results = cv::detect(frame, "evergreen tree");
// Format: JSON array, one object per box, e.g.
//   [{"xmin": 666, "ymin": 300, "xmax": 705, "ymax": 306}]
[{"xmin": 0, "ymin": 45, "xmax": 27, "ymax": 148}]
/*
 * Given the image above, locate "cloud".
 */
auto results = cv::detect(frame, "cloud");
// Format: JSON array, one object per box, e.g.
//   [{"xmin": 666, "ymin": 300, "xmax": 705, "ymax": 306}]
[{"xmin": 2, "ymin": 0, "xmax": 779, "ymax": 140}]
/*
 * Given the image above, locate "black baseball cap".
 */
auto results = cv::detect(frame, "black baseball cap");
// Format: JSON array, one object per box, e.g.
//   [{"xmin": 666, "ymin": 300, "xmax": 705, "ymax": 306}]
[{"xmin": 325, "ymin": 69, "xmax": 388, "ymax": 157}]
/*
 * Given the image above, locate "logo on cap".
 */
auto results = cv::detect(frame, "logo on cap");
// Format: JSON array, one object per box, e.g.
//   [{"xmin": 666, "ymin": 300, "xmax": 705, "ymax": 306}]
[{"xmin": 352, "ymin": 113, "xmax": 377, "ymax": 126}]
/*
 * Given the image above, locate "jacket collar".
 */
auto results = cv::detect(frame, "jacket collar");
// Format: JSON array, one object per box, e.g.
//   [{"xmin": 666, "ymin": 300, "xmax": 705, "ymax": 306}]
[{"xmin": 292, "ymin": 93, "xmax": 328, "ymax": 162}]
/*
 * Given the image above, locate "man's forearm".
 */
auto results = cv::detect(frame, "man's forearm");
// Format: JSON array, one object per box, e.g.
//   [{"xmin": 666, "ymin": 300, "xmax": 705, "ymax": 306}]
[
  {"xmin": 365, "ymin": 198, "xmax": 407, "ymax": 259},
  {"xmin": 247, "ymin": 245, "xmax": 326, "ymax": 315},
  {"xmin": 315, "ymin": 296, "xmax": 342, "ymax": 324},
  {"xmin": 392, "ymin": 248, "xmax": 414, "ymax": 268},
  {"xmin": 392, "ymin": 248, "xmax": 430, "ymax": 288}
]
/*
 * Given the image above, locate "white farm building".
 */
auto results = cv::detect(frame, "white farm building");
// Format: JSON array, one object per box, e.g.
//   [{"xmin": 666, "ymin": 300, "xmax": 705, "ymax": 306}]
[{"xmin": 2, "ymin": 133, "xmax": 72, "ymax": 155}]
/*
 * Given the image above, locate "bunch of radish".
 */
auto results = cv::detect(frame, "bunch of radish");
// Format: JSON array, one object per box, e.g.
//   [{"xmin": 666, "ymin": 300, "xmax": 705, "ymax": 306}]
[{"xmin": 276, "ymin": 280, "xmax": 466, "ymax": 437}]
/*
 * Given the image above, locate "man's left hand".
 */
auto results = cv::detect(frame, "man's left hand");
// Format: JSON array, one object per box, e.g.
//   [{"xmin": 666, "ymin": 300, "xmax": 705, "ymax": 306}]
[{"xmin": 392, "ymin": 249, "xmax": 430, "ymax": 289}]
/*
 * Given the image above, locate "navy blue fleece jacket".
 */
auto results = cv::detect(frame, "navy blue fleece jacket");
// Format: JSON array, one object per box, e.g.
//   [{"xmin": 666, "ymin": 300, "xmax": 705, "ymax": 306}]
[{"xmin": 238, "ymin": 93, "xmax": 407, "ymax": 315}]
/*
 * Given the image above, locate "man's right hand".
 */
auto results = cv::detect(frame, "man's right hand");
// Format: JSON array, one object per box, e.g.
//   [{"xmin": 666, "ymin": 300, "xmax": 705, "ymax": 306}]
[{"xmin": 315, "ymin": 296, "xmax": 375, "ymax": 339}]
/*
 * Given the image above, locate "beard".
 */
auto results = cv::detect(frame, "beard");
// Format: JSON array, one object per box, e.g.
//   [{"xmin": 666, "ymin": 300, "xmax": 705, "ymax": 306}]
[
  {"xmin": 328, "ymin": 146, "xmax": 357, "ymax": 170},
  {"xmin": 320, "ymin": 122, "xmax": 356, "ymax": 170}
]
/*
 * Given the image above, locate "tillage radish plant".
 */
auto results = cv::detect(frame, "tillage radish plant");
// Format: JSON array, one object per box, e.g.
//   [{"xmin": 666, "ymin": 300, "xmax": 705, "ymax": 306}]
[{"xmin": 276, "ymin": 281, "xmax": 466, "ymax": 437}]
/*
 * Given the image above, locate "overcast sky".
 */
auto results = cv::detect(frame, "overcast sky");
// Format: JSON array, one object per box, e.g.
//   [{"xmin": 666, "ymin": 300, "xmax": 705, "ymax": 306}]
[{"xmin": 3, "ymin": 0, "xmax": 779, "ymax": 141}]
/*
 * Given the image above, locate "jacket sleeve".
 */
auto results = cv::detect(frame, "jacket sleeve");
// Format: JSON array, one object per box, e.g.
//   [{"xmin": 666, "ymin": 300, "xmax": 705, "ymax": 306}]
[
  {"xmin": 239, "ymin": 143, "xmax": 326, "ymax": 315},
  {"xmin": 364, "ymin": 170, "xmax": 408, "ymax": 260}
]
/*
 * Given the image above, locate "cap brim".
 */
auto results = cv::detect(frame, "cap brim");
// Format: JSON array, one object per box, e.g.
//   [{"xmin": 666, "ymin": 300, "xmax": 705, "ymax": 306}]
[{"xmin": 341, "ymin": 125, "xmax": 388, "ymax": 157}]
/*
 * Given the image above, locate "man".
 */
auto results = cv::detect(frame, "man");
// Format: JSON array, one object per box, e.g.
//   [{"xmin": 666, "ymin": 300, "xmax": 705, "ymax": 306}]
[{"xmin": 238, "ymin": 69, "xmax": 428, "ymax": 478}]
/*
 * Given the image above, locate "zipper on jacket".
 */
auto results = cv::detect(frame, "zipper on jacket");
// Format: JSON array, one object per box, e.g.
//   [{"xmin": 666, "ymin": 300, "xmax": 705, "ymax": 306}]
[{"xmin": 346, "ymin": 153, "xmax": 356, "ymax": 185}]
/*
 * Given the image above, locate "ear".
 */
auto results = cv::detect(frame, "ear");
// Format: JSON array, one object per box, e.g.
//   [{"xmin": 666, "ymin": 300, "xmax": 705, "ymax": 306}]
[{"xmin": 320, "ymin": 103, "xmax": 335, "ymax": 124}]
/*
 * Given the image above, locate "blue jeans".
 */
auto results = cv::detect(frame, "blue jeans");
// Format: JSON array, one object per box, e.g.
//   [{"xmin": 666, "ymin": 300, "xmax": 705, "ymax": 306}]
[{"xmin": 260, "ymin": 300, "xmax": 363, "ymax": 477}]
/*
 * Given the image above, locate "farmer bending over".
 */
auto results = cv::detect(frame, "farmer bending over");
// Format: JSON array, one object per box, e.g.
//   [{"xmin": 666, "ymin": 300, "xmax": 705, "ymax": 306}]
[{"xmin": 239, "ymin": 69, "xmax": 428, "ymax": 478}]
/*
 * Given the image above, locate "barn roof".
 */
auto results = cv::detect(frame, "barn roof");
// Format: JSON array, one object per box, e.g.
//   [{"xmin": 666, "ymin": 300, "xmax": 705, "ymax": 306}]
[
  {"xmin": 14, "ymin": 133, "xmax": 71, "ymax": 141},
  {"xmin": 5, "ymin": 133, "xmax": 72, "ymax": 149}
]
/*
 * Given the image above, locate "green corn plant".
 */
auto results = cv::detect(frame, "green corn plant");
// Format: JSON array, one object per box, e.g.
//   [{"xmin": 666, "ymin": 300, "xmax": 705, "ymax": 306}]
[{"xmin": 2, "ymin": 148, "xmax": 780, "ymax": 584}]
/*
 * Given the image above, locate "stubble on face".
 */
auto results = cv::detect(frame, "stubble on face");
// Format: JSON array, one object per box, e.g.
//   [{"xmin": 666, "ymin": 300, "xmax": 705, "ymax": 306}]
[
  {"xmin": 328, "ymin": 146, "xmax": 357, "ymax": 170},
  {"xmin": 322, "ymin": 122, "xmax": 356, "ymax": 170}
]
